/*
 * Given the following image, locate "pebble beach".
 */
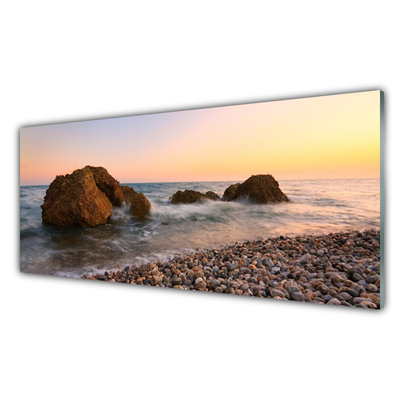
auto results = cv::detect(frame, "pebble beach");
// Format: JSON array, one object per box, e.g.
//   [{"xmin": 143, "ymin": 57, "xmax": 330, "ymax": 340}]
[{"xmin": 83, "ymin": 228, "xmax": 381, "ymax": 309}]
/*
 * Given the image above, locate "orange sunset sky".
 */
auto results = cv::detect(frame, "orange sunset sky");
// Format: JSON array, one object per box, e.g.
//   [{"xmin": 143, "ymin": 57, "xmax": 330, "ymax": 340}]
[{"xmin": 20, "ymin": 91, "xmax": 381, "ymax": 186}]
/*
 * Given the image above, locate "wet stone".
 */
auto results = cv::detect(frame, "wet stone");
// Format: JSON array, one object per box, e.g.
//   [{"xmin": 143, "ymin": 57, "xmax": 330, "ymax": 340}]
[
  {"xmin": 291, "ymin": 292, "xmax": 305, "ymax": 301},
  {"xmin": 288, "ymin": 286, "xmax": 300, "ymax": 294},
  {"xmin": 327, "ymin": 298, "xmax": 341, "ymax": 306},
  {"xmin": 367, "ymin": 283, "xmax": 378, "ymax": 293}
]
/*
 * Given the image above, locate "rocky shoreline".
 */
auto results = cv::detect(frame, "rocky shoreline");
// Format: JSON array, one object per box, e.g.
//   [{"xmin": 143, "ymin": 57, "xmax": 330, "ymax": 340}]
[{"xmin": 82, "ymin": 229, "xmax": 381, "ymax": 309}]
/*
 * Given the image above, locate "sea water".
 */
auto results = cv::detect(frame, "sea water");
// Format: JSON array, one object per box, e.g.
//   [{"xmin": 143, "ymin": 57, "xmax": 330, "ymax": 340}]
[{"xmin": 20, "ymin": 179, "xmax": 380, "ymax": 278}]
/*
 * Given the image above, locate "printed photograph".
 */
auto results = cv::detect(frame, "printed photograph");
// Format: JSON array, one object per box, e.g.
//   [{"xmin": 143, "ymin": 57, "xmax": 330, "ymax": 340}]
[{"xmin": 20, "ymin": 91, "xmax": 382, "ymax": 309}]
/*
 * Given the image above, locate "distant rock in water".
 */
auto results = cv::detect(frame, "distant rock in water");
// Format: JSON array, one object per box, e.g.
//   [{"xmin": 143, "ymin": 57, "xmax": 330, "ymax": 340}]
[
  {"xmin": 222, "ymin": 175, "xmax": 289, "ymax": 203},
  {"xmin": 41, "ymin": 166, "xmax": 152, "ymax": 227},
  {"xmin": 170, "ymin": 190, "xmax": 220, "ymax": 204},
  {"xmin": 222, "ymin": 183, "xmax": 241, "ymax": 202},
  {"xmin": 205, "ymin": 191, "xmax": 221, "ymax": 201},
  {"xmin": 41, "ymin": 166, "xmax": 115, "ymax": 227},
  {"xmin": 121, "ymin": 186, "xmax": 151, "ymax": 219}
]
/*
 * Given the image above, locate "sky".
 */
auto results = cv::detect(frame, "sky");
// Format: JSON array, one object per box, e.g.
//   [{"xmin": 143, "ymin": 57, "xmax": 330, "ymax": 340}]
[{"xmin": 20, "ymin": 90, "xmax": 381, "ymax": 186}]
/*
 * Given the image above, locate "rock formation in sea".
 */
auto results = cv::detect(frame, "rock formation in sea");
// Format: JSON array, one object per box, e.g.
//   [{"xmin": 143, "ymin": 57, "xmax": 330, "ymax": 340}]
[
  {"xmin": 205, "ymin": 191, "xmax": 221, "ymax": 201},
  {"xmin": 222, "ymin": 183, "xmax": 240, "ymax": 202},
  {"xmin": 41, "ymin": 166, "xmax": 151, "ymax": 227},
  {"xmin": 120, "ymin": 186, "xmax": 151, "ymax": 219},
  {"xmin": 170, "ymin": 190, "xmax": 220, "ymax": 204},
  {"xmin": 222, "ymin": 175, "xmax": 289, "ymax": 203}
]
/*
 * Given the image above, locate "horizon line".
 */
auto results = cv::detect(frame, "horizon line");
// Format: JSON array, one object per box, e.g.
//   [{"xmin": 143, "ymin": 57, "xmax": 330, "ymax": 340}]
[{"xmin": 20, "ymin": 176, "xmax": 380, "ymax": 187}]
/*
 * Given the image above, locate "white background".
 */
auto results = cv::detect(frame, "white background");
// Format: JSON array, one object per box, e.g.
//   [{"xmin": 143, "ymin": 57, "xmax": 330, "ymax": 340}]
[{"xmin": 2, "ymin": 1, "xmax": 399, "ymax": 399}]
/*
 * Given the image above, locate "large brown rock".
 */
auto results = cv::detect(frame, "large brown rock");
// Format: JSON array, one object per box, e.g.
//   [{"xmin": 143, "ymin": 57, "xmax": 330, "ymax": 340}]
[
  {"xmin": 121, "ymin": 186, "xmax": 151, "ymax": 219},
  {"xmin": 85, "ymin": 166, "xmax": 124, "ymax": 206},
  {"xmin": 170, "ymin": 190, "xmax": 220, "ymax": 204},
  {"xmin": 222, "ymin": 175, "xmax": 289, "ymax": 203},
  {"xmin": 41, "ymin": 167, "xmax": 114, "ymax": 227}
]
